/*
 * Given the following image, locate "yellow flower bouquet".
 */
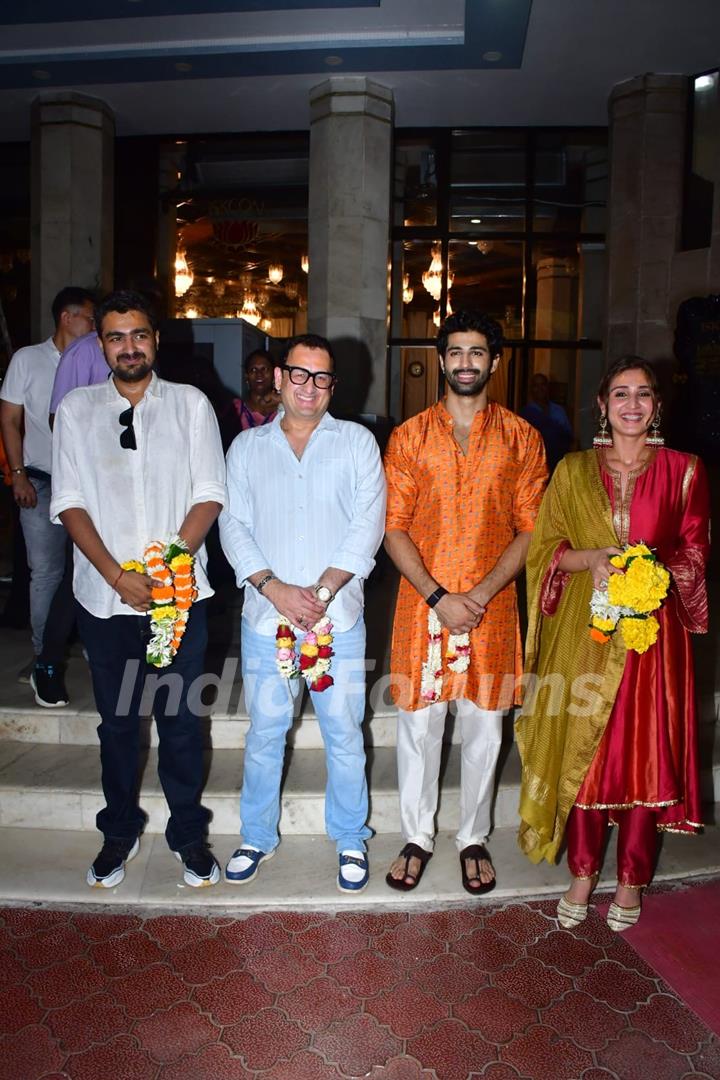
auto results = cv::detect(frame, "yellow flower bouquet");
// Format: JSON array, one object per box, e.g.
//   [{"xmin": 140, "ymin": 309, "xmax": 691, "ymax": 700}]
[{"xmin": 589, "ymin": 542, "xmax": 670, "ymax": 654}]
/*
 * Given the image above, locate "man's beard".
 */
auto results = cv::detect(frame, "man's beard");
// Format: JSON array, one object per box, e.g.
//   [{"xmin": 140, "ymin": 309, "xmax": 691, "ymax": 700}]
[
  {"xmin": 444, "ymin": 366, "xmax": 492, "ymax": 397},
  {"xmin": 114, "ymin": 354, "xmax": 154, "ymax": 383}
]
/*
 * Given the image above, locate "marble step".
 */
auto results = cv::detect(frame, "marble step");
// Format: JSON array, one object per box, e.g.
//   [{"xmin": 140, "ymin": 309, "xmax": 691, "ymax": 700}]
[
  {"xmin": 0, "ymin": 739, "xmax": 526, "ymax": 835},
  {"xmin": 0, "ymin": 702, "xmax": 517, "ymax": 749},
  {"xmin": 1, "ymin": 823, "xmax": 718, "ymax": 913}
]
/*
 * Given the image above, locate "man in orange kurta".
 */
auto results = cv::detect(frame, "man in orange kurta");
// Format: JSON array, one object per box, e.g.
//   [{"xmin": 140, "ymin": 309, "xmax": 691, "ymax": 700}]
[{"xmin": 384, "ymin": 311, "xmax": 546, "ymax": 895}]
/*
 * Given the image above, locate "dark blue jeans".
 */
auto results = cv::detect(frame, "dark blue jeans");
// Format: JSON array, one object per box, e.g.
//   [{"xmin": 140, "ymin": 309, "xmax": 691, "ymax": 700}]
[{"xmin": 76, "ymin": 600, "xmax": 211, "ymax": 852}]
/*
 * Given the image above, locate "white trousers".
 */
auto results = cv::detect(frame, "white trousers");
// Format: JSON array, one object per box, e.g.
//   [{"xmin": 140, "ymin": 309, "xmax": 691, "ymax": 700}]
[{"xmin": 396, "ymin": 699, "xmax": 503, "ymax": 853}]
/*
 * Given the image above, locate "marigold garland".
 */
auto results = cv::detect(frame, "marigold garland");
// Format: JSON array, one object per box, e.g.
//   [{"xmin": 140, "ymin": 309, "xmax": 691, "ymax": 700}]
[
  {"xmin": 420, "ymin": 609, "xmax": 471, "ymax": 703},
  {"xmin": 121, "ymin": 536, "xmax": 197, "ymax": 667},
  {"xmin": 589, "ymin": 542, "xmax": 670, "ymax": 655},
  {"xmin": 276, "ymin": 615, "xmax": 334, "ymax": 692}
]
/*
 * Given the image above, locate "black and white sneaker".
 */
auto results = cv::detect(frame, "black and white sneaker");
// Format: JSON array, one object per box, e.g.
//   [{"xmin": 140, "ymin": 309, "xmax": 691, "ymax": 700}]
[
  {"xmin": 30, "ymin": 663, "xmax": 69, "ymax": 707},
  {"xmin": 87, "ymin": 837, "xmax": 140, "ymax": 888},
  {"xmin": 175, "ymin": 841, "xmax": 221, "ymax": 887}
]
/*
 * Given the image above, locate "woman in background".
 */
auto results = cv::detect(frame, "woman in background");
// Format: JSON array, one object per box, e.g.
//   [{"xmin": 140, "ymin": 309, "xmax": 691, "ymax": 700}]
[{"xmin": 234, "ymin": 349, "xmax": 279, "ymax": 430}]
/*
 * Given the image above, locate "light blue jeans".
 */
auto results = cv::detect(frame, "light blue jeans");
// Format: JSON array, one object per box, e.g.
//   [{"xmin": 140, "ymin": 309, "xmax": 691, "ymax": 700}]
[
  {"xmin": 240, "ymin": 615, "xmax": 371, "ymax": 854},
  {"xmin": 20, "ymin": 476, "xmax": 67, "ymax": 655}
]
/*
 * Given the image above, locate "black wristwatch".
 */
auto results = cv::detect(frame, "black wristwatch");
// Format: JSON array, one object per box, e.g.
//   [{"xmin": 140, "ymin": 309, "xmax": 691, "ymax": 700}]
[{"xmin": 425, "ymin": 586, "xmax": 448, "ymax": 608}]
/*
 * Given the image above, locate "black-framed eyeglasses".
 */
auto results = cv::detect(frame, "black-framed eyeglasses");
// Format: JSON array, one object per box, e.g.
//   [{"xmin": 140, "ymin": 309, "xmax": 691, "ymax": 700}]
[
  {"xmin": 119, "ymin": 405, "xmax": 136, "ymax": 450},
  {"xmin": 281, "ymin": 364, "xmax": 336, "ymax": 390}
]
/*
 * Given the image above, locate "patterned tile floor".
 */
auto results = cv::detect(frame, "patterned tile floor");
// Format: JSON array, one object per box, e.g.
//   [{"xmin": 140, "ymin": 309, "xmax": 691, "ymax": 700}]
[{"xmin": 2, "ymin": 881, "xmax": 719, "ymax": 1080}]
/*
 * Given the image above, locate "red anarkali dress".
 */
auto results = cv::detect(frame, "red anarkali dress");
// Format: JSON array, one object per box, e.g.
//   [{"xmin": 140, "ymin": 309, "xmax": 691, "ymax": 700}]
[{"xmin": 575, "ymin": 448, "xmax": 710, "ymax": 832}]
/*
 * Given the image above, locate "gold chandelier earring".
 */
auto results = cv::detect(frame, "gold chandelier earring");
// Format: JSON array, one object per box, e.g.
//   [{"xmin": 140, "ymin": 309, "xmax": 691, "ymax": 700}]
[
  {"xmin": 593, "ymin": 412, "xmax": 612, "ymax": 448},
  {"xmin": 646, "ymin": 409, "xmax": 664, "ymax": 447}
]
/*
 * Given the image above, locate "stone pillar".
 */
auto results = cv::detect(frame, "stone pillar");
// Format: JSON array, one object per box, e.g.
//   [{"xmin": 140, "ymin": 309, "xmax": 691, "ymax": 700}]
[
  {"xmin": 308, "ymin": 77, "xmax": 393, "ymax": 416},
  {"xmin": 606, "ymin": 74, "xmax": 687, "ymax": 362},
  {"xmin": 31, "ymin": 92, "xmax": 114, "ymax": 339},
  {"xmin": 533, "ymin": 256, "xmax": 579, "ymax": 385}
]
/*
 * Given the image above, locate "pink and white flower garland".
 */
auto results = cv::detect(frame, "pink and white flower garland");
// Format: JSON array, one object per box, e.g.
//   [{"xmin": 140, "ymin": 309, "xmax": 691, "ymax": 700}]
[{"xmin": 420, "ymin": 609, "xmax": 471, "ymax": 703}]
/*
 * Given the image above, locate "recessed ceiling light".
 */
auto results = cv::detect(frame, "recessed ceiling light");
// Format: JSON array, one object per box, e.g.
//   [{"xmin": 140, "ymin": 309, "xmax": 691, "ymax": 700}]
[
  {"xmin": 471, "ymin": 218, "xmax": 482, "ymax": 224},
  {"xmin": 468, "ymin": 241, "xmax": 478, "ymax": 246},
  {"xmin": 175, "ymin": 62, "xmax": 192, "ymax": 73},
  {"xmin": 483, "ymin": 51, "xmax": 502, "ymax": 62},
  {"xmin": 325, "ymin": 55, "xmax": 343, "ymax": 66},
  {"xmin": 32, "ymin": 69, "xmax": 51, "ymax": 80}
]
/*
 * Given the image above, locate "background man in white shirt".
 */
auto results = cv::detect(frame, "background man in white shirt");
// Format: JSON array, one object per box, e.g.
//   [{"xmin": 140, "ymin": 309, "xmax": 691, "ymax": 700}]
[
  {"xmin": 220, "ymin": 333, "xmax": 386, "ymax": 893},
  {"xmin": 0, "ymin": 286, "xmax": 95, "ymax": 706},
  {"xmin": 51, "ymin": 289, "xmax": 226, "ymax": 891}
]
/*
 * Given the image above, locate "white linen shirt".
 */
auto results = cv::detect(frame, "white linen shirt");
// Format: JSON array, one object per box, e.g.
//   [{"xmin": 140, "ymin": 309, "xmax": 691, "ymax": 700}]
[
  {"xmin": 219, "ymin": 410, "xmax": 386, "ymax": 635},
  {"xmin": 50, "ymin": 372, "xmax": 227, "ymax": 618},
  {"xmin": 0, "ymin": 337, "xmax": 60, "ymax": 473}
]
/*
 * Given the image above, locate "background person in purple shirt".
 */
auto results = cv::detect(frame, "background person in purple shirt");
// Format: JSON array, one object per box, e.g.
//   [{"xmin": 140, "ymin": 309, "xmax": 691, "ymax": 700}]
[{"xmin": 49, "ymin": 331, "xmax": 109, "ymax": 426}]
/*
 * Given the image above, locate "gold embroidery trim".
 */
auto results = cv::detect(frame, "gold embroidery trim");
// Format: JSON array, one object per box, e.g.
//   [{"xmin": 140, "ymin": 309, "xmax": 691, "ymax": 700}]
[
  {"xmin": 681, "ymin": 455, "xmax": 697, "ymax": 510},
  {"xmin": 600, "ymin": 451, "xmax": 654, "ymax": 546},
  {"xmin": 575, "ymin": 798, "xmax": 680, "ymax": 810}
]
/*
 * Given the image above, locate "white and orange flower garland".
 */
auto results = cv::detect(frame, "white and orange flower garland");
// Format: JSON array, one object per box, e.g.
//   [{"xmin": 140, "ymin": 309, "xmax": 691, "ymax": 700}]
[
  {"xmin": 420, "ymin": 609, "xmax": 470, "ymax": 703},
  {"xmin": 276, "ymin": 616, "xmax": 334, "ymax": 692},
  {"xmin": 121, "ymin": 536, "xmax": 197, "ymax": 667}
]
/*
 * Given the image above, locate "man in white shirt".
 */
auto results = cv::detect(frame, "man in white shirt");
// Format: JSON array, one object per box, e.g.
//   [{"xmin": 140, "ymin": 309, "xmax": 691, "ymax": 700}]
[
  {"xmin": 0, "ymin": 286, "xmax": 95, "ymax": 706},
  {"xmin": 219, "ymin": 333, "xmax": 386, "ymax": 892},
  {"xmin": 51, "ymin": 290, "xmax": 226, "ymax": 890}
]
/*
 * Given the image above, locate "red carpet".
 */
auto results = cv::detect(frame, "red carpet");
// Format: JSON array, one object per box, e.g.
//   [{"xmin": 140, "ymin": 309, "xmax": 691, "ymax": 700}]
[{"xmin": 606, "ymin": 880, "xmax": 720, "ymax": 1038}]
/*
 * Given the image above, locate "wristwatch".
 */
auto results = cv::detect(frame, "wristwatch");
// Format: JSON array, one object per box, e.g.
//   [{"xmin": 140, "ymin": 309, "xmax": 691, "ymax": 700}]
[
  {"xmin": 425, "ymin": 586, "xmax": 448, "ymax": 608},
  {"xmin": 314, "ymin": 583, "xmax": 334, "ymax": 604}
]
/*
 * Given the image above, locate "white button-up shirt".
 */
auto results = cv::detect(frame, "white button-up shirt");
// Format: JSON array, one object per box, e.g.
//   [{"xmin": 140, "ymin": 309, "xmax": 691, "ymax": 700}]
[
  {"xmin": 219, "ymin": 411, "xmax": 386, "ymax": 634},
  {"xmin": 0, "ymin": 337, "xmax": 60, "ymax": 473},
  {"xmin": 50, "ymin": 372, "xmax": 227, "ymax": 618}
]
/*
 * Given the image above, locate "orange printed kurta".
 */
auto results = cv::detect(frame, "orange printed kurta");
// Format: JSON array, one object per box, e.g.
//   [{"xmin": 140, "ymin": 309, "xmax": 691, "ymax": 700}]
[{"xmin": 385, "ymin": 400, "xmax": 547, "ymax": 711}]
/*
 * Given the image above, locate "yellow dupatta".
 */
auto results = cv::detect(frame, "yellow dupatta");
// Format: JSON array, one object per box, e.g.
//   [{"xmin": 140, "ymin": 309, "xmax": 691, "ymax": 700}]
[{"xmin": 515, "ymin": 451, "xmax": 628, "ymax": 864}]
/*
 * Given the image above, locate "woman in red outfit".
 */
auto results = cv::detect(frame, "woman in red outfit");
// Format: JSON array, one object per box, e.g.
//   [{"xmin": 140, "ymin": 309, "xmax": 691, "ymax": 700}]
[{"xmin": 517, "ymin": 356, "xmax": 710, "ymax": 931}]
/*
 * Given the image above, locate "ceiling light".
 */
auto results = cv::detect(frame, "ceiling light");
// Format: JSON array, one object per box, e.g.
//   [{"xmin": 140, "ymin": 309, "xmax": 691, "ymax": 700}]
[
  {"xmin": 433, "ymin": 298, "xmax": 453, "ymax": 328},
  {"xmin": 471, "ymin": 218, "xmax": 482, "ymax": 224},
  {"xmin": 422, "ymin": 245, "xmax": 452, "ymax": 302},
  {"xmin": 402, "ymin": 274, "xmax": 414, "ymax": 305},
  {"xmin": 239, "ymin": 296, "xmax": 261, "ymax": 326},
  {"xmin": 301, "ymin": 254, "xmax": 309, "ymax": 274},
  {"xmin": 174, "ymin": 251, "xmax": 193, "ymax": 297},
  {"xmin": 268, "ymin": 264, "xmax": 284, "ymax": 285}
]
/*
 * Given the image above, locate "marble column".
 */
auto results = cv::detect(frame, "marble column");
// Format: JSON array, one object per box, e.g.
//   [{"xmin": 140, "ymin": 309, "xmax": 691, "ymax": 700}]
[
  {"xmin": 31, "ymin": 91, "xmax": 114, "ymax": 339},
  {"xmin": 606, "ymin": 74, "xmax": 687, "ymax": 362},
  {"xmin": 308, "ymin": 77, "xmax": 393, "ymax": 416}
]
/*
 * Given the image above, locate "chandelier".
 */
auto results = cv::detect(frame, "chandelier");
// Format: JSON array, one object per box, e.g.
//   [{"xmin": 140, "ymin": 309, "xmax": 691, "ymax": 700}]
[
  {"xmin": 422, "ymin": 245, "xmax": 452, "ymax": 302},
  {"xmin": 268, "ymin": 264, "xmax": 284, "ymax": 285},
  {"xmin": 402, "ymin": 274, "xmax": 414, "ymax": 304},
  {"xmin": 239, "ymin": 296, "xmax": 262, "ymax": 326},
  {"xmin": 174, "ymin": 251, "xmax": 193, "ymax": 297}
]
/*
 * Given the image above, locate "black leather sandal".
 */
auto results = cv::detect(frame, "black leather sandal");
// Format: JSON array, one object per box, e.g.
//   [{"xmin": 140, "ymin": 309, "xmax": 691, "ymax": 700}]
[
  {"xmin": 460, "ymin": 844, "xmax": 496, "ymax": 895},
  {"xmin": 385, "ymin": 842, "xmax": 432, "ymax": 892}
]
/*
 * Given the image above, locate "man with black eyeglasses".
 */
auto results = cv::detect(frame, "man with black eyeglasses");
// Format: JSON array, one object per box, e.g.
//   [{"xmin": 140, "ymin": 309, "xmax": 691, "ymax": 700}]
[
  {"xmin": 50, "ymin": 289, "xmax": 226, "ymax": 891},
  {"xmin": 220, "ymin": 333, "xmax": 386, "ymax": 893}
]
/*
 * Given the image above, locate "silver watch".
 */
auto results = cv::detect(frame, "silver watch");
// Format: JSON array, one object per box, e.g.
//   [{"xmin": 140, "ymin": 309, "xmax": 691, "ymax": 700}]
[{"xmin": 314, "ymin": 584, "xmax": 334, "ymax": 604}]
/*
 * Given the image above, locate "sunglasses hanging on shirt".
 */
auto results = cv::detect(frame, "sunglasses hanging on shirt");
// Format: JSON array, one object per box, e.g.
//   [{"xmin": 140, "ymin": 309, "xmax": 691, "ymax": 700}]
[{"xmin": 119, "ymin": 405, "xmax": 137, "ymax": 450}]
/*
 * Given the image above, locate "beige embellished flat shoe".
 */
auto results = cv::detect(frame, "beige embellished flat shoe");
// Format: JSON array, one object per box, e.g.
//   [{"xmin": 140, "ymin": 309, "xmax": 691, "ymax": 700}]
[
  {"xmin": 606, "ymin": 901, "xmax": 642, "ymax": 932},
  {"xmin": 556, "ymin": 895, "xmax": 591, "ymax": 929}
]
